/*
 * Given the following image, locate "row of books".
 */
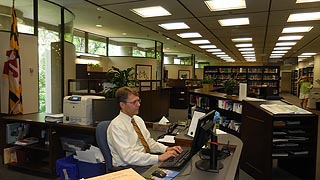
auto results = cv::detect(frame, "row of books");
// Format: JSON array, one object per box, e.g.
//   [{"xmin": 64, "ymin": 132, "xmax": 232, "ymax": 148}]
[
  {"xmin": 190, "ymin": 95, "xmax": 211, "ymax": 110},
  {"xmin": 217, "ymin": 100, "xmax": 242, "ymax": 114}
]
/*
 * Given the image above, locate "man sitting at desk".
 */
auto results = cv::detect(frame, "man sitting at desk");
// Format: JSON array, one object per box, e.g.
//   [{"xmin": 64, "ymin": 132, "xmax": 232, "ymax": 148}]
[{"xmin": 107, "ymin": 87, "xmax": 182, "ymax": 171}]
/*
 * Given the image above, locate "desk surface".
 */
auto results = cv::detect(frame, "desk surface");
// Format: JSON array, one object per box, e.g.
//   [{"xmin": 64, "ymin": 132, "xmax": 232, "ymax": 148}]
[{"xmin": 145, "ymin": 129, "xmax": 243, "ymax": 180}]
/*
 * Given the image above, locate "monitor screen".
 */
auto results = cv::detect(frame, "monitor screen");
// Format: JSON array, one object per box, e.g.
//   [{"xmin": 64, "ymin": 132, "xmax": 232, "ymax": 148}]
[
  {"xmin": 92, "ymin": 99, "xmax": 120, "ymax": 125},
  {"xmin": 190, "ymin": 109, "xmax": 215, "ymax": 156},
  {"xmin": 189, "ymin": 109, "xmax": 223, "ymax": 172}
]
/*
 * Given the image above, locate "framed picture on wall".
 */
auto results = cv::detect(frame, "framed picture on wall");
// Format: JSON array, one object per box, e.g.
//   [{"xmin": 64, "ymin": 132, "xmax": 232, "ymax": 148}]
[
  {"xmin": 135, "ymin": 64, "xmax": 152, "ymax": 87},
  {"xmin": 178, "ymin": 70, "xmax": 190, "ymax": 79}
]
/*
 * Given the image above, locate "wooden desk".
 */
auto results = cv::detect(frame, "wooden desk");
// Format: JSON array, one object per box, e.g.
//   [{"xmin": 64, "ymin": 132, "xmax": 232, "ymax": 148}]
[
  {"xmin": 144, "ymin": 129, "xmax": 243, "ymax": 180},
  {"xmin": 0, "ymin": 113, "xmax": 96, "ymax": 177}
]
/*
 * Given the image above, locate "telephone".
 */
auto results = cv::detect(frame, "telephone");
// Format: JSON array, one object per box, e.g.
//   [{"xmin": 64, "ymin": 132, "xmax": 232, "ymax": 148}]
[
  {"xmin": 167, "ymin": 123, "xmax": 178, "ymax": 135},
  {"xmin": 157, "ymin": 123, "xmax": 186, "ymax": 139}
]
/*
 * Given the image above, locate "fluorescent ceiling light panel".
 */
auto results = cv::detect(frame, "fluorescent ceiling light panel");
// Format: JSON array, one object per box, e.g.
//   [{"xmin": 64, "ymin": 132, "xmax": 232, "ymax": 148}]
[
  {"xmin": 232, "ymin": 37, "xmax": 252, "ymax": 42},
  {"xmin": 204, "ymin": 0, "xmax": 246, "ymax": 11},
  {"xmin": 287, "ymin": 12, "xmax": 320, "ymax": 22},
  {"xmin": 278, "ymin": 35, "xmax": 303, "ymax": 41},
  {"xmin": 243, "ymin": 54, "xmax": 255, "ymax": 57},
  {"xmin": 296, "ymin": 0, "xmax": 320, "ymax": 3},
  {"xmin": 235, "ymin": 43, "xmax": 252, "ymax": 47},
  {"xmin": 199, "ymin": 45, "xmax": 217, "ymax": 49},
  {"xmin": 159, "ymin": 22, "xmax": 190, "ymax": 30},
  {"xmin": 301, "ymin": 52, "xmax": 317, "ymax": 55},
  {"xmin": 273, "ymin": 47, "xmax": 292, "ymax": 50},
  {"xmin": 130, "ymin": 6, "xmax": 171, "ymax": 18},
  {"xmin": 245, "ymin": 58, "xmax": 256, "ymax": 62},
  {"xmin": 276, "ymin": 42, "xmax": 297, "ymax": 46},
  {"xmin": 218, "ymin": 17, "xmax": 249, "ymax": 26},
  {"xmin": 190, "ymin": 40, "xmax": 210, "ymax": 44},
  {"xmin": 272, "ymin": 51, "xmax": 288, "ymax": 54},
  {"xmin": 270, "ymin": 56, "xmax": 283, "ymax": 58},
  {"xmin": 282, "ymin": 26, "xmax": 313, "ymax": 33},
  {"xmin": 298, "ymin": 55, "xmax": 311, "ymax": 57},
  {"xmin": 177, "ymin": 32, "xmax": 202, "ymax": 38},
  {"xmin": 225, "ymin": 59, "xmax": 236, "ymax": 62},
  {"xmin": 216, "ymin": 54, "xmax": 229, "ymax": 57},
  {"xmin": 206, "ymin": 49, "xmax": 222, "ymax": 52},
  {"xmin": 240, "ymin": 51, "xmax": 255, "ymax": 54},
  {"xmin": 271, "ymin": 53, "xmax": 285, "ymax": 56},
  {"xmin": 212, "ymin": 52, "xmax": 226, "ymax": 55},
  {"xmin": 238, "ymin": 48, "xmax": 254, "ymax": 51}
]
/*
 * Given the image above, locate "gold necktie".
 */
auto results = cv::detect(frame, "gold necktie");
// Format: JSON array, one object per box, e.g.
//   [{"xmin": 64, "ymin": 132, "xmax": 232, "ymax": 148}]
[{"xmin": 131, "ymin": 118, "xmax": 150, "ymax": 153}]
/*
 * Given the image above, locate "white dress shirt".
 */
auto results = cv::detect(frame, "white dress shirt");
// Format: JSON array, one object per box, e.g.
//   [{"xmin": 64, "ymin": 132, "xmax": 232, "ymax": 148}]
[{"xmin": 107, "ymin": 111, "xmax": 167, "ymax": 167}]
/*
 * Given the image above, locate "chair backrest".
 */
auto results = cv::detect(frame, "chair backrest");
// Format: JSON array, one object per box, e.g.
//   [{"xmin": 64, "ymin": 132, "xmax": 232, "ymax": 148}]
[{"xmin": 96, "ymin": 121, "xmax": 112, "ymax": 172}]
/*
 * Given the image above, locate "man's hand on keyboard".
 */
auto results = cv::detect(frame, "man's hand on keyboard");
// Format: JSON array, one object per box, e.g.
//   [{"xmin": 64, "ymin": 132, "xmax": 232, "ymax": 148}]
[
  {"xmin": 158, "ymin": 150, "xmax": 179, "ymax": 162},
  {"xmin": 166, "ymin": 146, "xmax": 183, "ymax": 154}
]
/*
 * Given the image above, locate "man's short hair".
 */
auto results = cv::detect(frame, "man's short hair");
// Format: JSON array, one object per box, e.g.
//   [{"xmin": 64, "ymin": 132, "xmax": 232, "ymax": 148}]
[{"xmin": 115, "ymin": 87, "xmax": 139, "ymax": 103}]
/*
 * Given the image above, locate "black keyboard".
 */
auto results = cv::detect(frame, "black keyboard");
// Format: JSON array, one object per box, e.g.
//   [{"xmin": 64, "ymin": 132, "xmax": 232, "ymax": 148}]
[{"xmin": 159, "ymin": 148, "xmax": 191, "ymax": 169}]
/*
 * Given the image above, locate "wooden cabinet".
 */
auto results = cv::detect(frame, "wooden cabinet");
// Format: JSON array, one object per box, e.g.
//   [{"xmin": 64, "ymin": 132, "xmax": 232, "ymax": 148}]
[
  {"xmin": 241, "ymin": 100, "xmax": 318, "ymax": 180},
  {"xmin": 204, "ymin": 66, "xmax": 280, "ymax": 99},
  {"xmin": 0, "ymin": 113, "xmax": 96, "ymax": 177},
  {"xmin": 167, "ymin": 79, "xmax": 202, "ymax": 109}
]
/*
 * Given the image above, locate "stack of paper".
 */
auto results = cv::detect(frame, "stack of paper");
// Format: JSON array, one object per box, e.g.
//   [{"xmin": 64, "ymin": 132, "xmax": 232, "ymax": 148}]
[
  {"xmin": 74, "ymin": 145, "xmax": 104, "ymax": 163},
  {"xmin": 45, "ymin": 113, "xmax": 63, "ymax": 123},
  {"xmin": 15, "ymin": 137, "xmax": 39, "ymax": 146}
]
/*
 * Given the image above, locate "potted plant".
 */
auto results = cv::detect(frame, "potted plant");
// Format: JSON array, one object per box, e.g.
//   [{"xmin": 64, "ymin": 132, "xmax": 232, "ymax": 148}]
[
  {"xmin": 104, "ymin": 66, "xmax": 137, "ymax": 98},
  {"xmin": 201, "ymin": 77, "xmax": 215, "ymax": 90},
  {"xmin": 224, "ymin": 78, "xmax": 237, "ymax": 95}
]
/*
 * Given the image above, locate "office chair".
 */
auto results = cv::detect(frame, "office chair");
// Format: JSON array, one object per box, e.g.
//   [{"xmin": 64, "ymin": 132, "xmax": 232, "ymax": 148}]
[{"xmin": 96, "ymin": 121, "xmax": 113, "ymax": 173}]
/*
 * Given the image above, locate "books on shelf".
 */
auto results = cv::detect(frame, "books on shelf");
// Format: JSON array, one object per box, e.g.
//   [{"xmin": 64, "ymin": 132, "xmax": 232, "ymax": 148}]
[
  {"xmin": 15, "ymin": 137, "xmax": 39, "ymax": 146},
  {"xmin": 3, "ymin": 146, "xmax": 20, "ymax": 164}
]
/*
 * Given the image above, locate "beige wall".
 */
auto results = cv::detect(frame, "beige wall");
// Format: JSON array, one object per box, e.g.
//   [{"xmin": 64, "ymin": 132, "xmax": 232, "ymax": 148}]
[
  {"xmin": 164, "ymin": 64, "xmax": 193, "ymax": 79},
  {"xmin": 106, "ymin": 57, "xmax": 158, "ymax": 81},
  {"xmin": 195, "ymin": 68, "xmax": 204, "ymax": 79},
  {"xmin": 0, "ymin": 32, "xmax": 38, "ymax": 114}
]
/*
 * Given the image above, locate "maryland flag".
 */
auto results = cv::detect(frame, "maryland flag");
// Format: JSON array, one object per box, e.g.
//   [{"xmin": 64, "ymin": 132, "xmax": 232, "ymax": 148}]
[{"xmin": 3, "ymin": 5, "xmax": 23, "ymax": 114}]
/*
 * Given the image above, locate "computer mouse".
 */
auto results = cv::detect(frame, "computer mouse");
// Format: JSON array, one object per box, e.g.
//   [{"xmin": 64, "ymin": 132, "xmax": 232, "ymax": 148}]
[{"xmin": 152, "ymin": 169, "xmax": 167, "ymax": 178}]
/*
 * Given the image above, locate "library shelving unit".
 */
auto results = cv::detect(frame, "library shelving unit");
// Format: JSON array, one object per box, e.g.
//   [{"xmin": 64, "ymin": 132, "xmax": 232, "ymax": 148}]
[
  {"xmin": 204, "ymin": 66, "xmax": 280, "ymax": 99},
  {"xmin": 291, "ymin": 70, "xmax": 298, "ymax": 96},
  {"xmin": 188, "ymin": 89, "xmax": 242, "ymax": 137},
  {"xmin": 298, "ymin": 66, "xmax": 314, "ymax": 82},
  {"xmin": 241, "ymin": 100, "xmax": 318, "ymax": 180},
  {"xmin": 167, "ymin": 79, "xmax": 202, "ymax": 109}
]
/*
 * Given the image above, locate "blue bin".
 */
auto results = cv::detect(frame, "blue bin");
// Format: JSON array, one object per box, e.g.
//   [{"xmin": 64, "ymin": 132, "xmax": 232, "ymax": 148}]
[
  {"xmin": 77, "ymin": 161, "xmax": 106, "ymax": 179},
  {"xmin": 56, "ymin": 156, "xmax": 79, "ymax": 180}
]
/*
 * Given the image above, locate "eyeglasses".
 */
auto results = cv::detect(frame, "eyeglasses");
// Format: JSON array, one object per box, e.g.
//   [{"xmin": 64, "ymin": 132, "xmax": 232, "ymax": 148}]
[{"xmin": 125, "ymin": 99, "xmax": 141, "ymax": 105}]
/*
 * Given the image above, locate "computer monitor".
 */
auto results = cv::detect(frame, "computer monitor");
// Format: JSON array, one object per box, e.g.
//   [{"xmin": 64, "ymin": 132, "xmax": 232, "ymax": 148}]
[
  {"xmin": 92, "ymin": 99, "xmax": 120, "ymax": 125},
  {"xmin": 190, "ymin": 109, "xmax": 223, "ymax": 173}
]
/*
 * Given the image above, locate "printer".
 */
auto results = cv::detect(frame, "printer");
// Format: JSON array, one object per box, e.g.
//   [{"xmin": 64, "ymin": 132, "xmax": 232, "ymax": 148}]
[{"xmin": 63, "ymin": 95, "xmax": 105, "ymax": 125}]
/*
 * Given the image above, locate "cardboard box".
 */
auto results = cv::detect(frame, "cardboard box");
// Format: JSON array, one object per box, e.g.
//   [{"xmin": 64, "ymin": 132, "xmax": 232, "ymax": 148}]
[{"xmin": 152, "ymin": 123, "xmax": 171, "ymax": 132}]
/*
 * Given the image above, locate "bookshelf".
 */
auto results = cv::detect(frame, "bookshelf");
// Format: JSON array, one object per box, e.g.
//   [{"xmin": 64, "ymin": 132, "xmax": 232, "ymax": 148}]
[
  {"xmin": 204, "ymin": 66, "xmax": 280, "ymax": 99},
  {"xmin": 241, "ymin": 100, "xmax": 318, "ymax": 180},
  {"xmin": 188, "ymin": 89, "xmax": 242, "ymax": 137},
  {"xmin": 291, "ymin": 70, "xmax": 298, "ymax": 96}
]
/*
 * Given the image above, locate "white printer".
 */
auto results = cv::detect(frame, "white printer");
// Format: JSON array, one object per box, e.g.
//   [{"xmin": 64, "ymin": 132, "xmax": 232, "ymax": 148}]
[{"xmin": 63, "ymin": 95, "xmax": 105, "ymax": 125}]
